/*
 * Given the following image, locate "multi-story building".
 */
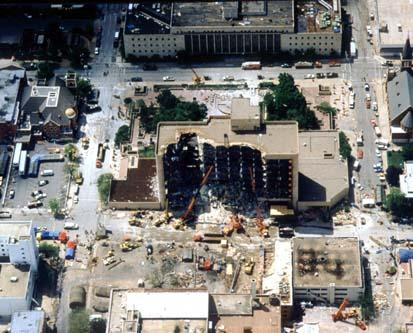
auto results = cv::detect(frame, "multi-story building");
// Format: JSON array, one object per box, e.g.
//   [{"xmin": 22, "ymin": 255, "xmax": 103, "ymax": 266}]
[
  {"xmin": 123, "ymin": 0, "xmax": 342, "ymax": 58},
  {"xmin": 0, "ymin": 221, "xmax": 38, "ymax": 316}
]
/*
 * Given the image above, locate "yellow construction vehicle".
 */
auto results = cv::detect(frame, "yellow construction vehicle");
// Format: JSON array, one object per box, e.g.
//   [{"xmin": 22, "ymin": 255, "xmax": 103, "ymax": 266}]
[
  {"xmin": 191, "ymin": 68, "xmax": 203, "ymax": 84},
  {"xmin": 120, "ymin": 241, "xmax": 140, "ymax": 252},
  {"xmin": 81, "ymin": 137, "xmax": 90, "ymax": 149},
  {"xmin": 244, "ymin": 257, "xmax": 255, "ymax": 275},
  {"xmin": 128, "ymin": 216, "xmax": 141, "ymax": 226},
  {"xmin": 75, "ymin": 171, "xmax": 84, "ymax": 185}
]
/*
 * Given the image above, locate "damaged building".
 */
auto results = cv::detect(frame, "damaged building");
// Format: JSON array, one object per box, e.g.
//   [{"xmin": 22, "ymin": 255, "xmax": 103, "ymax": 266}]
[{"xmin": 155, "ymin": 97, "xmax": 348, "ymax": 213}]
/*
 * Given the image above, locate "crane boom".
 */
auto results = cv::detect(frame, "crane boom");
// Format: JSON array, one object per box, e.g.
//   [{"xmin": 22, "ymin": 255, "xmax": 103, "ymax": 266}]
[
  {"xmin": 180, "ymin": 165, "xmax": 214, "ymax": 222},
  {"xmin": 332, "ymin": 297, "xmax": 349, "ymax": 321},
  {"xmin": 191, "ymin": 68, "xmax": 202, "ymax": 84}
]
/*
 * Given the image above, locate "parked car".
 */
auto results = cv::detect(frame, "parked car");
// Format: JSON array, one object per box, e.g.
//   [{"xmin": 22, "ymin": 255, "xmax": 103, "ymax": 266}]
[
  {"xmin": 27, "ymin": 200, "xmax": 42, "ymax": 209},
  {"xmin": 304, "ymin": 74, "xmax": 315, "ymax": 79},
  {"xmin": 162, "ymin": 76, "xmax": 175, "ymax": 81},
  {"xmin": 364, "ymin": 83, "xmax": 370, "ymax": 91},
  {"xmin": 0, "ymin": 211, "xmax": 11, "ymax": 219},
  {"xmin": 35, "ymin": 193, "xmax": 47, "ymax": 200},
  {"xmin": 9, "ymin": 190, "xmax": 15, "ymax": 199},
  {"xmin": 64, "ymin": 222, "xmax": 79, "ymax": 230},
  {"xmin": 326, "ymin": 72, "xmax": 338, "ymax": 78},
  {"xmin": 31, "ymin": 190, "xmax": 43, "ymax": 197},
  {"xmin": 73, "ymin": 195, "xmax": 79, "ymax": 204},
  {"xmin": 316, "ymin": 73, "xmax": 325, "ymax": 79},
  {"xmin": 222, "ymin": 75, "xmax": 235, "ymax": 81},
  {"xmin": 39, "ymin": 180, "xmax": 48, "ymax": 186},
  {"xmin": 94, "ymin": 47, "xmax": 99, "ymax": 55},
  {"xmin": 280, "ymin": 63, "xmax": 292, "ymax": 68},
  {"xmin": 130, "ymin": 77, "xmax": 142, "ymax": 82}
]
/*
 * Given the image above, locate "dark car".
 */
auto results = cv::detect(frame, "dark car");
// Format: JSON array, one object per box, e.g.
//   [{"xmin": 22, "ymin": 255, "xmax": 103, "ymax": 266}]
[
  {"xmin": 326, "ymin": 72, "xmax": 339, "ymax": 78},
  {"xmin": 142, "ymin": 63, "xmax": 157, "ymax": 71},
  {"xmin": 146, "ymin": 244, "xmax": 153, "ymax": 255},
  {"xmin": 316, "ymin": 73, "xmax": 325, "ymax": 78},
  {"xmin": 88, "ymin": 89, "xmax": 100, "ymax": 104},
  {"xmin": 280, "ymin": 63, "xmax": 292, "ymax": 68},
  {"xmin": 130, "ymin": 77, "xmax": 142, "ymax": 82}
]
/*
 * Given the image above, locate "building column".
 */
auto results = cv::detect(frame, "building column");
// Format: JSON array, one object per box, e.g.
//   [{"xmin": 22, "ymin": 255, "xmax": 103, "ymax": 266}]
[{"xmin": 156, "ymin": 154, "xmax": 166, "ymax": 210}]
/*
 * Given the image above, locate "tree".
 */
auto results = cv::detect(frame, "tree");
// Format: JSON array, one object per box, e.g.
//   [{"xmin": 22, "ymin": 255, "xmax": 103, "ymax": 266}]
[
  {"xmin": 156, "ymin": 89, "xmax": 179, "ymax": 109},
  {"xmin": 402, "ymin": 144, "xmax": 413, "ymax": 161},
  {"xmin": 39, "ymin": 243, "xmax": 59, "ymax": 259},
  {"xmin": 97, "ymin": 173, "xmax": 113, "ymax": 204},
  {"xmin": 386, "ymin": 188, "xmax": 406, "ymax": 216},
  {"xmin": 37, "ymin": 62, "xmax": 54, "ymax": 80},
  {"xmin": 76, "ymin": 78, "xmax": 92, "ymax": 98},
  {"xmin": 68, "ymin": 47, "xmax": 90, "ymax": 69},
  {"xmin": 114, "ymin": 125, "xmax": 130, "ymax": 146},
  {"xmin": 65, "ymin": 144, "xmax": 78, "ymax": 162},
  {"xmin": 124, "ymin": 97, "xmax": 132, "ymax": 105},
  {"xmin": 339, "ymin": 131, "xmax": 352, "ymax": 159},
  {"xmin": 318, "ymin": 102, "xmax": 337, "ymax": 115},
  {"xmin": 69, "ymin": 310, "xmax": 90, "ymax": 333},
  {"xmin": 263, "ymin": 73, "xmax": 319, "ymax": 129},
  {"xmin": 386, "ymin": 166, "xmax": 403, "ymax": 187},
  {"xmin": 90, "ymin": 318, "xmax": 106, "ymax": 333},
  {"xmin": 49, "ymin": 198, "xmax": 60, "ymax": 217}
]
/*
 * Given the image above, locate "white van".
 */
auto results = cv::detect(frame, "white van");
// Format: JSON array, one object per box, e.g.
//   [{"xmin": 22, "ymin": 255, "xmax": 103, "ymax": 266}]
[
  {"xmin": 64, "ymin": 222, "xmax": 79, "ymax": 230},
  {"xmin": 41, "ymin": 169, "xmax": 54, "ymax": 176}
]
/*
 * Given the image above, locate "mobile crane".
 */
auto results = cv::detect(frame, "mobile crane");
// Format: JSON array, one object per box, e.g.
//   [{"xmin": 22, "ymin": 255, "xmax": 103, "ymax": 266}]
[
  {"xmin": 249, "ymin": 167, "xmax": 269, "ymax": 237},
  {"xmin": 173, "ymin": 165, "xmax": 214, "ymax": 229},
  {"xmin": 191, "ymin": 68, "xmax": 203, "ymax": 84},
  {"xmin": 332, "ymin": 297, "xmax": 367, "ymax": 331}
]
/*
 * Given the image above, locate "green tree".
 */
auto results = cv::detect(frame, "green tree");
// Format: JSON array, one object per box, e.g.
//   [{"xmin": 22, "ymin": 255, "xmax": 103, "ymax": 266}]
[
  {"xmin": 49, "ymin": 198, "xmax": 60, "ymax": 217},
  {"xmin": 39, "ymin": 243, "xmax": 59, "ymax": 259},
  {"xmin": 90, "ymin": 318, "xmax": 106, "ymax": 333},
  {"xmin": 97, "ymin": 173, "xmax": 113, "ymax": 204},
  {"xmin": 156, "ymin": 89, "xmax": 179, "ymax": 109},
  {"xmin": 69, "ymin": 310, "xmax": 90, "ymax": 333},
  {"xmin": 386, "ymin": 166, "xmax": 402, "ymax": 187},
  {"xmin": 339, "ymin": 131, "xmax": 352, "ymax": 159},
  {"xmin": 76, "ymin": 78, "xmax": 92, "ymax": 98},
  {"xmin": 64, "ymin": 144, "xmax": 78, "ymax": 162},
  {"xmin": 114, "ymin": 125, "xmax": 130, "ymax": 146},
  {"xmin": 64, "ymin": 162, "xmax": 78, "ymax": 177},
  {"xmin": 386, "ymin": 188, "xmax": 406, "ymax": 216},
  {"xmin": 68, "ymin": 47, "xmax": 90, "ymax": 69},
  {"xmin": 318, "ymin": 101, "xmax": 337, "ymax": 115},
  {"xmin": 124, "ymin": 97, "xmax": 132, "ymax": 105},
  {"xmin": 263, "ymin": 73, "xmax": 319, "ymax": 129},
  {"xmin": 402, "ymin": 144, "xmax": 413, "ymax": 161},
  {"xmin": 37, "ymin": 62, "xmax": 54, "ymax": 80}
]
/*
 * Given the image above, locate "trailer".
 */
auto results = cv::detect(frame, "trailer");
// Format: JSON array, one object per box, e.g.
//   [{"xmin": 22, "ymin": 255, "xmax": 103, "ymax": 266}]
[
  {"xmin": 12, "ymin": 143, "xmax": 22, "ymax": 168},
  {"xmin": 18, "ymin": 150, "xmax": 28, "ymax": 176},
  {"xmin": 241, "ymin": 61, "xmax": 261, "ymax": 70},
  {"xmin": 350, "ymin": 41, "xmax": 357, "ymax": 57}
]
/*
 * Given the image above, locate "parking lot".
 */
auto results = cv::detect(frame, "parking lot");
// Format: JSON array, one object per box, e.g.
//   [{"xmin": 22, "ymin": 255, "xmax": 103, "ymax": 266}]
[{"xmin": 5, "ymin": 142, "xmax": 67, "ymax": 210}]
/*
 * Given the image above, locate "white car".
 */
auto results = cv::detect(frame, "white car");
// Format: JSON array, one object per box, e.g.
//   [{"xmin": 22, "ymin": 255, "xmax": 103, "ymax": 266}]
[
  {"xmin": 372, "ymin": 102, "xmax": 378, "ymax": 111},
  {"xmin": 162, "ymin": 76, "xmax": 175, "ymax": 81},
  {"xmin": 94, "ymin": 47, "xmax": 99, "ymax": 55},
  {"xmin": 364, "ymin": 83, "xmax": 370, "ymax": 91},
  {"xmin": 375, "ymin": 149, "xmax": 381, "ymax": 157},
  {"xmin": 222, "ymin": 75, "xmax": 234, "ymax": 81},
  {"xmin": 304, "ymin": 74, "xmax": 315, "ymax": 79},
  {"xmin": 35, "ymin": 193, "xmax": 47, "ymax": 200},
  {"xmin": 64, "ymin": 222, "xmax": 79, "ymax": 230},
  {"xmin": 73, "ymin": 195, "xmax": 79, "ymax": 204},
  {"xmin": 348, "ymin": 82, "xmax": 353, "ymax": 90},
  {"xmin": 366, "ymin": 93, "xmax": 371, "ymax": 101}
]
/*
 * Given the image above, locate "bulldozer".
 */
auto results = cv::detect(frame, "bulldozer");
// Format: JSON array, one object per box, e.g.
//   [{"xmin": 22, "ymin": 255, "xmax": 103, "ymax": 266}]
[
  {"xmin": 120, "ymin": 240, "xmax": 141, "ymax": 252},
  {"xmin": 243, "ymin": 257, "xmax": 255, "ymax": 275}
]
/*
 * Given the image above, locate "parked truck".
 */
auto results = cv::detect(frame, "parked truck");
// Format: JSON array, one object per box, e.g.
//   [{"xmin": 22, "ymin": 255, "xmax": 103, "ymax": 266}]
[
  {"xmin": 241, "ymin": 61, "xmax": 261, "ymax": 70},
  {"xmin": 350, "ymin": 41, "xmax": 357, "ymax": 57},
  {"xmin": 96, "ymin": 143, "xmax": 105, "ymax": 168},
  {"xmin": 12, "ymin": 143, "xmax": 22, "ymax": 168},
  {"xmin": 18, "ymin": 150, "xmax": 28, "ymax": 176}
]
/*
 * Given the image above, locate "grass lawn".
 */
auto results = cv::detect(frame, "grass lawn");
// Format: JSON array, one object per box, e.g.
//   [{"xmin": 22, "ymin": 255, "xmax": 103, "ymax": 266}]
[
  {"xmin": 387, "ymin": 150, "xmax": 404, "ymax": 168},
  {"xmin": 139, "ymin": 145, "xmax": 155, "ymax": 158}
]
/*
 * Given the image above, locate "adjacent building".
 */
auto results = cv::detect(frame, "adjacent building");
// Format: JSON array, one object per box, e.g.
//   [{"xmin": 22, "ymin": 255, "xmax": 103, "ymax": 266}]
[
  {"xmin": 10, "ymin": 310, "xmax": 45, "ymax": 333},
  {"xmin": 292, "ymin": 237, "xmax": 364, "ymax": 303},
  {"xmin": 124, "ymin": 0, "xmax": 342, "ymax": 58},
  {"xmin": 387, "ymin": 37, "xmax": 413, "ymax": 142},
  {"xmin": 19, "ymin": 77, "xmax": 78, "ymax": 142},
  {"xmin": 400, "ymin": 161, "xmax": 413, "ymax": 198},
  {"xmin": 0, "ymin": 65, "xmax": 26, "ymax": 140},
  {"xmin": 0, "ymin": 221, "xmax": 38, "ymax": 316}
]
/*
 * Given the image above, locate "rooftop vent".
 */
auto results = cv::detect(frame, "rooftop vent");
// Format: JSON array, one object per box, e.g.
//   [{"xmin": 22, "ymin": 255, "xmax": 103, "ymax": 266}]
[{"xmin": 10, "ymin": 276, "xmax": 18, "ymax": 283}]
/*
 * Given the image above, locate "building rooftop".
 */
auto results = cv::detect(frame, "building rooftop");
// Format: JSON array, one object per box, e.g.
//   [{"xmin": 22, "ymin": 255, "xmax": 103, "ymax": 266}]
[
  {"xmin": 400, "ymin": 161, "xmax": 413, "ymax": 198},
  {"xmin": 401, "ymin": 278, "xmax": 413, "ymax": 301},
  {"xmin": 263, "ymin": 239, "xmax": 293, "ymax": 305},
  {"xmin": 107, "ymin": 289, "xmax": 209, "ymax": 333},
  {"xmin": 231, "ymin": 97, "xmax": 261, "ymax": 122},
  {"xmin": 211, "ymin": 294, "xmax": 281, "ymax": 333},
  {"xmin": 157, "ymin": 116, "xmax": 299, "ymax": 159},
  {"xmin": 124, "ymin": 3, "xmax": 172, "ymax": 35},
  {"xmin": 298, "ymin": 131, "xmax": 348, "ymax": 204},
  {"xmin": 293, "ymin": 237, "xmax": 363, "ymax": 288},
  {"xmin": 171, "ymin": 1, "xmax": 294, "ymax": 30},
  {"xmin": 387, "ymin": 70, "xmax": 413, "ymax": 122},
  {"xmin": 0, "ymin": 66, "xmax": 25, "ymax": 124},
  {"xmin": 11, "ymin": 310, "xmax": 44, "ymax": 333},
  {"xmin": 296, "ymin": 0, "xmax": 341, "ymax": 33},
  {"xmin": 0, "ymin": 264, "xmax": 30, "ymax": 298},
  {"xmin": 0, "ymin": 221, "xmax": 32, "ymax": 240},
  {"xmin": 110, "ymin": 158, "xmax": 159, "ymax": 203}
]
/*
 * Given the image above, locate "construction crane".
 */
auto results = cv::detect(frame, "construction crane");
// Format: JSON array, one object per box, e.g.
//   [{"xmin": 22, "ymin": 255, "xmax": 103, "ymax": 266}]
[
  {"xmin": 249, "ymin": 167, "xmax": 269, "ymax": 237},
  {"xmin": 173, "ymin": 165, "xmax": 214, "ymax": 229},
  {"xmin": 191, "ymin": 68, "xmax": 203, "ymax": 84},
  {"xmin": 332, "ymin": 297, "xmax": 367, "ymax": 331}
]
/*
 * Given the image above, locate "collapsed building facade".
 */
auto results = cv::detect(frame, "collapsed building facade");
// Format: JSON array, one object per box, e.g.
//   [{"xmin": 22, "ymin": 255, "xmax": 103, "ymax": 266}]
[{"xmin": 155, "ymin": 98, "xmax": 348, "ymax": 213}]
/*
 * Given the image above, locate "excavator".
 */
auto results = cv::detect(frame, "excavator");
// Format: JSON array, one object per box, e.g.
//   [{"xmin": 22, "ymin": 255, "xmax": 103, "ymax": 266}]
[
  {"xmin": 249, "ymin": 167, "xmax": 269, "ymax": 237},
  {"xmin": 332, "ymin": 297, "xmax": 367, "ymax": 331},
  {"xmin": 172, "ymin": 165, "xmax": 214, "ymax": 229}
]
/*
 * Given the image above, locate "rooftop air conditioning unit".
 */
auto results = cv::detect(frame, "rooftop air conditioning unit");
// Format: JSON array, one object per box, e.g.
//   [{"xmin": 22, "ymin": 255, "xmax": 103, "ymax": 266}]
[{"xmin": 10, "ymin": 276, "xmax": 18, "ymax": 283}]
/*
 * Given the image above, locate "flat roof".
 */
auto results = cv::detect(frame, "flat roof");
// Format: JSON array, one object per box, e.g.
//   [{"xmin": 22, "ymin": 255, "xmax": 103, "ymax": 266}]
[
  {"xmin": 296, "ymin": 0, "xmax": 341, "ymax": 33},
  {"xmin": 107, "ymin": 289, "xmax": 209, "ymax": 333},
  {"xmin": 11, "ymin": 310, "xmax": 44, "ymax": 333},
  {"xmin": 124, "ymin": 3, "xmax": 172, "ymax": 35},
  {"xmin": 171, "ymin": 1, "xmax": 294, "ymax": 29},
  {"xmin": 262, "ymin": 239, "xmax": 293, "ymax": 305},
  {"xmin": 298, "ymin": 131, "xmax": 348, "ymax": 203},
  {"xmin": 157, "ymin": 117, "xmax": 299, "ymax": 159},
  {"xmin": 231, "ymin": 97, "xmax": 260, "ymax": 121},
  {"xmin": 293, "ymin": 237, "xmax": 363, "ymax": 288},
  {"xmin": 0, "ymin": 221, "xmax": 32, "ymax": 239},
  {"xmin": 211, "ymin": 294, "xmax": 252, "ymax": 316},
  {"xmin": 0, "ymin": 66, "xmax": 25, "ymax": 123},
  {"xmin": 0, "ymin": 264, "xmax": 30, "ymax": 298},
  {"xmin": 110, "ymin": 159, "xmax": 159, "ymax": 203},
  {"xmin": 401, "ymin": 278, "xmax": 413, "ymax": 301}
]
